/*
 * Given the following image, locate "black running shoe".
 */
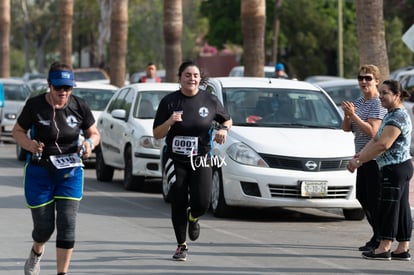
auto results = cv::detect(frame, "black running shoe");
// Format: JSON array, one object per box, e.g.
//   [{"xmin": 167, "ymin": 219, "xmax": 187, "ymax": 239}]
[
  {"xmin": 172, "ymin": 244, "xmax": 188, "ymax": 261},
  {"xmin": 188, "ymin": 211, "xmax": 200, "ymax": 241}
]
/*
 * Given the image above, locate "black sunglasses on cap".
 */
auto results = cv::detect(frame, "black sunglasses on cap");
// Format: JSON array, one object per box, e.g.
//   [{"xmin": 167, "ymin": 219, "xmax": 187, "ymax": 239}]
[{"xmin": 357, "ymin": 75, "xmax": 373, "ymax": 81}]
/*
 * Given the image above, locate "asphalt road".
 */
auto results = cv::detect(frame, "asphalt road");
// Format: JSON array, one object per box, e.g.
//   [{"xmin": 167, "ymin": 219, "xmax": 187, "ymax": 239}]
[{"xmin": 1, "ymin": 141, "xmax": 414, "ymax": 275}]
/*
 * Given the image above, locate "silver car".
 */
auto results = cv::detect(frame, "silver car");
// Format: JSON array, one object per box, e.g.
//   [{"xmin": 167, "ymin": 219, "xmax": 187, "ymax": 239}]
[{"xmin": 1, "ymin": 78, "xmax": 31, "ymax": 138}]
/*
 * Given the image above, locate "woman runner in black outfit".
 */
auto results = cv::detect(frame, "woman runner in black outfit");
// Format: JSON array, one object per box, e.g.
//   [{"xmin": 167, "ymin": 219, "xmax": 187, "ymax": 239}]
[{"xmin": 153, "ymin": 61, "xmax": 232, "ymax": 261}]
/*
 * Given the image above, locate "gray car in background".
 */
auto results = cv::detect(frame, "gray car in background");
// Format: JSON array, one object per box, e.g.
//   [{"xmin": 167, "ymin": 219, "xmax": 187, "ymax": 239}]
[{"xmin": 1, "ymin": 78, "xmax": 31, "ymax": 138}]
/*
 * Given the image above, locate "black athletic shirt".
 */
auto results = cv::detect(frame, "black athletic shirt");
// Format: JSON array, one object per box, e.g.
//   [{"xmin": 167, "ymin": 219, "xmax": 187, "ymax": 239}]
[
  {"xmin": 17, "ymin": 93, "xmax": 95, "ymax": 157},
  {"xmin": 153, "ymin": 90, "xmax": 230, "ymax": 162}
]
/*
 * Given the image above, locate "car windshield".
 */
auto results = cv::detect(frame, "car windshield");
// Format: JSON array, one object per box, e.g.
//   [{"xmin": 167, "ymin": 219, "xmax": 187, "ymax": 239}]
[
  {"xmin": 72, "ymin": 88, "xmax": 115, "ymax": 111},
  {"xmin": 133, "ymin": 91, "xmax": 169, "ymax": 119},
  {"xmin": 222, "ymin": 88, "xmax": 342, "ymax": 128},
  {"xmin": 3, "ymin": 83, "xmax": 31, "ymax": 101}
]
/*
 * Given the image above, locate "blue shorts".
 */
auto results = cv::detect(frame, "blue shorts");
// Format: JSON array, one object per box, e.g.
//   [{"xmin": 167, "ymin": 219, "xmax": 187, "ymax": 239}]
[{"xmin": 24, "ymin": 162, "xmax": 84, "ymax": 208}]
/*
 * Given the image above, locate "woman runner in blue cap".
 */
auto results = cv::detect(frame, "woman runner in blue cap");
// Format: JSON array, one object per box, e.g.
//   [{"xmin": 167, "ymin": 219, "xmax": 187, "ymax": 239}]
[{"xmin": 13, "ymin": 62, "xmax": 100, "ymax": 275}]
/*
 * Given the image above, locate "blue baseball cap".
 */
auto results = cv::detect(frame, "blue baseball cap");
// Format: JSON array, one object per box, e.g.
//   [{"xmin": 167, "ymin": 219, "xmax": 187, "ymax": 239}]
[
  {"xmin": 49, "ymin": 70, "xmax": 75, "ymax": 86},
  {"xmin": 275, "ymin": 63, "xmax": 285, "ymax": 71}
]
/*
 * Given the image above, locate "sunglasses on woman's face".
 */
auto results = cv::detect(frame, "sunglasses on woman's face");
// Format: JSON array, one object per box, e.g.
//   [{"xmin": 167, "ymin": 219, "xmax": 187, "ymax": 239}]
[
  {"xmin": 53, "ymin": 85, "xmax": 72, "ymax": 92},
  {"xmin": 357, "ymin": 75, "xmax": 373, "ymax": 82}
]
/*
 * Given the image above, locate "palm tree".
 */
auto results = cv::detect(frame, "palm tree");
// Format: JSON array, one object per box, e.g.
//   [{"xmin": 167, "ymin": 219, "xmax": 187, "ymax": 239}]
[
  {"xmin": 164, "ymin": 0, "xmax": 182, "ymax": 82},
  {"xmin": 356, "ymin": 0, "xmax": 389, "ymax": 80},
  {"xmin": 0, "ymin": 0, "xmax": 10, "ymax": 77},
  {"xmin": 59, "ymin": 0, "xmax": 73, "ymax": 67},
  {"xmin": 241, "ymin": 0, "xmax": 266, "ymax": 77},
  {"xmin": 110, "ymin": 0, "xmax": 128, "ymax": 87}
]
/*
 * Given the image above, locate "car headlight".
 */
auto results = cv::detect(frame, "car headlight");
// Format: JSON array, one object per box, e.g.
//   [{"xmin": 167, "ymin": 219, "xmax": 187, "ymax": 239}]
[
  {"xmin": 226, "ymin": 142, "xmax": 269, "ymax": 167},
  {"xmin": 5, "ymin": 113, "xmax": 17, "ymax": 120},
  {"xmin": 139, "ymin": 136, "xmax": 164, "ymax": 149}
]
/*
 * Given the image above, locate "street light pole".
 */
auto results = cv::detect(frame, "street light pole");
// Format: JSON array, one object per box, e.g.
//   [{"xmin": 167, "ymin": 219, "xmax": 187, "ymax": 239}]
[{"xmin": 338, "ymin": 0, "xmax": 344, "ymax": 77}]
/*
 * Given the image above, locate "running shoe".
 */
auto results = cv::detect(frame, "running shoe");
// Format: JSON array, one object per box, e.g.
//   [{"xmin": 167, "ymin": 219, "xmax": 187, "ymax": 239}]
[
  {"xmin": 172, "ymin": 244, "xmax": 188, "ymax": 261},
  {"xmin": 24, "ymin": 248, "xmax": 43, "ymax": 275},
  {"xmin": 188, "ymin": 210, "xmax": 200, "ymax": 241}
]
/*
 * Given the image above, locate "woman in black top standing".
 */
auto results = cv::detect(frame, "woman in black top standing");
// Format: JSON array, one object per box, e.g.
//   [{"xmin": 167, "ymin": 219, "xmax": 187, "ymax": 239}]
[{"xmin": 153, "ymin": 61, "xmax": 232, "ymax": 261}]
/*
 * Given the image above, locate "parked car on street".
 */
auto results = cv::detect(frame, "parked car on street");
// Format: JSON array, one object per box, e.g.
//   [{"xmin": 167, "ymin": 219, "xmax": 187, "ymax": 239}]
[
  {"xmin": 398, "ymin": 70, "xmax": 414, "ymax": 93},
  {"xmin": 390, "ymin": 65, "xmax": 414, "ymax": 81},
  {"xmin": 229, "ymin": 66, "xmax": 276, "ymax": 78},
  {"xmin": 26, "ymin": 78, "xmax": 48, "ymax": 94},
  {"xmin": 304, "ymin": 75, "xmax": 344, "ymax": 83},
  {"xmin": 161, "ymin": 77, "xmax": 363, "ymax": 220},
  {"xmin": 1, "ymin": 78, "xmax": 31, "ymax": 139},
  {"xmin": 74, "ymin": 67, "xmax": 109, "ymax": 82},
  {"xmin": 96, "ymin": 82, "xmax": 179, "ymax": 190},
  {"xmin": 315, "ymin": 79, "xmax": 360, "ymax": 115},
  {"xmin": 15, "ymin": 81, "xmax": 118, "ymax": 161}
]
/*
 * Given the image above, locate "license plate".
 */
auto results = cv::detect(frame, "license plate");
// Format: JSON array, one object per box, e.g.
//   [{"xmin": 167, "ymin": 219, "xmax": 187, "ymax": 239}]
[
  {"xmin": 4, "ymin": 125, "xmax": 13, "ymax": 132},
  {"xmin": 300, "ymin": 181, "xmax": 327, "ymax": 197}
]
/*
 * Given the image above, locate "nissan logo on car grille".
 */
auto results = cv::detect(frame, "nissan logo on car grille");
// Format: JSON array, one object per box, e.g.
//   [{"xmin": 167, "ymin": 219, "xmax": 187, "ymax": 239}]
[{"xmin": 305, "ymin": 160, "xmax": 318, "ymax": 170}]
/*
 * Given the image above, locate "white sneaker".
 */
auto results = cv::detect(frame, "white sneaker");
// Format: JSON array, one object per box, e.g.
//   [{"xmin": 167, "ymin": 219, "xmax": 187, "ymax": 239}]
[{"xmin": 24, "ymin": 248, "xmax": 42, "ymax": 275}]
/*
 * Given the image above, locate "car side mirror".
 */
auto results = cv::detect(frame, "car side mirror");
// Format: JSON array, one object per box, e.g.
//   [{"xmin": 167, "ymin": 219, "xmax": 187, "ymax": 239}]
[{"xmin": 111, "ymin": 109, "xmax": 126, "ymax": 120}]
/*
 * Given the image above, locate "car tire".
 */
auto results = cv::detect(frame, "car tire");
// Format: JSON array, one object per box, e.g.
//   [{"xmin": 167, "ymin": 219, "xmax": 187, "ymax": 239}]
[
  {"xmin": 211, "ymin": 168, "xmax": 233, "ymax": 217},
  {"xmin": 343, "ymin": 208, "xmax": 365, "ymax": 220},
  {"xmin": 16, "ymin": 143, "xmax": 28, "ymax": 161},
  {"xmin": 96, "ymin": 147, "xmax": 114, "ymax": 182},
  {"xmin": 124, "ymin": 146, "xmax": 144, "ymax": 190}
]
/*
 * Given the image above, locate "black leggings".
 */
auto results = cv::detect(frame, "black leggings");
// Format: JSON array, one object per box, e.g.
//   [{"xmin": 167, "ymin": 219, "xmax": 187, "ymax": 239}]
[
  {"xmin": 378, "ymin": 160, "xmax": 413, "ymax": 242},
  {"xmin": 168, "ymin": 158, "xmax": 212, "ymax": 244},
  {"xmin": 356, "ymin": 160, "xmax": 381, "ymax": 241},
  {"xmin": 31, "ymin": 199, "xmax": 80, "ymax": 249}
]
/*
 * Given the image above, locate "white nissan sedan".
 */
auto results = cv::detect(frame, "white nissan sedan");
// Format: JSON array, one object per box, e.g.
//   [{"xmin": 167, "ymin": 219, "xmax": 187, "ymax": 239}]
[
  {"xmin": 96, "ymin": 83, "xmax": 179, "ymax": 190},
  {"xmin": 167, "ymin": 77, "xmax": 362, "ymax": 220}
]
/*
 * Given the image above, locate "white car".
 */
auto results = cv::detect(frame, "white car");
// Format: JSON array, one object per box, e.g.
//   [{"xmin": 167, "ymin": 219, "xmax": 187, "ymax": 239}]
[
  {"xmin": 161, "ymin": 77, "xmax": 362, "ymax": 220},
  {"xmin": 229, "ymin": 66, "xmax": 275, "ymax": 78},
  {"xmin": 16, "ymin": 81, "xmax": 118, "ymax": 161},
  {"xmin": 1, "ymin": 78, "xmax": 31, "ymax": 138},
  {"xmin": 96, "ymin": 83, "xmax": 179, "ymax": 190}
]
